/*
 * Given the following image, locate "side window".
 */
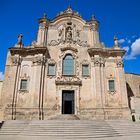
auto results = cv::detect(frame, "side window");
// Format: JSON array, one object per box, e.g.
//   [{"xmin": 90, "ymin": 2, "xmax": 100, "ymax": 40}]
[
  {"xmin": 82, "ymin": 64, "xmax": 89, "ymax": 76},
  {"xmin": 20, "ymin": 79, "xmax": 28, "ymax": 90},
  {"xmin": 48, "ymin": 64, "xmax": 55, "ymax": 76},
  {"xmin": 108, "ymin": 80, "xmax": 115, "ymax": 92}
]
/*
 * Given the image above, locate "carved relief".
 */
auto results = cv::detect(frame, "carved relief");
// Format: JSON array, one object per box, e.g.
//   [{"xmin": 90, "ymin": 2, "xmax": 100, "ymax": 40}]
[
  {"xmin": 11, "ymin": 56, "xmax": 22, "ymax": 65},
  {"xmin": 82, "ymin": 59, "xmax": 89, "ymax": 65},
  {"xmin": 75, "ymin": 60, "xmax": 80, "ymax": 76},
  {"xmin": 48, "ymin": 40, "xmax": 60, "ymax": 46},
  {"xmin": 48, "ymin": 22, "xmax": 89, "ymax": 47},
  {"xmin": 32, "ymin": 56, "xmax": 46, "ymax": 65},
  {"xmin": 55, "ymin": 76, "xmax": 82, "ymax": 85},
  {"xmin": 58, "ymin": 24, "xmax": 65, "ymax": 41},
  {"xmin": 92, "ymin": 57, "xmax": 105, "ymax": 67},
  {"xmin": 116, "ymin": 59, "xmax": 124, "ymax": 67},
  {"xmin": 100, "ymin": 58, "xmax": 105, "ymax": 67},
  {"xmin": 48, "ymin": 59, "xmax": 56, "ymax": 64},
  {"xmin": 19, "ymin": 89, "xmax": 29, "ymax": 95}
]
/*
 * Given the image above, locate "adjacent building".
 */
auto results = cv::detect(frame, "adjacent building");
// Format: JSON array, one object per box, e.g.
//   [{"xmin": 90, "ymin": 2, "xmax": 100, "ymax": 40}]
[{"xmin": 125, "ymin": 73, "xmax": 140, "ymax": 121}]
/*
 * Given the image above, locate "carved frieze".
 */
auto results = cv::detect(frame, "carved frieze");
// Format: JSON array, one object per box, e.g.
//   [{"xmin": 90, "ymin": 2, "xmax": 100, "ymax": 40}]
[
  {"xmin": 48, "ymin": 40, "xmax": 61, "ymax": 46},
  {"xmin": 48, "ymin": 39, "xmax": 89, "ymax": 48},
  {"xmin": 55, "ymin": 76, "xmax": 82, "ymax": 85},
  {"xmin": 48, "ymin": 22, "xmax": 89, "ymax": 47}
]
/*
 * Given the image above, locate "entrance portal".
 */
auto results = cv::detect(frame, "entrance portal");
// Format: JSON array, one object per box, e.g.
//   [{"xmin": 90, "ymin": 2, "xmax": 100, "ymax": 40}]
[{"xmin": 62, "ymin": 90, "xmax": 74, "ymax": 114}]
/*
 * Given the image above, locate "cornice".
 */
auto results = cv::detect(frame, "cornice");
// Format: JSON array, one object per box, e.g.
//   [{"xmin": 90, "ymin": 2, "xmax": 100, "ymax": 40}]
[
  {"xmin": 9, "ymin": 47, "xmax": 50, "ymax": 57},
  {"xmin": 51, "ymin": 14, "xmax": 85, "ymax": 24},
  {"xmin": 60, "ymin": 46, "xmax": 78, "ymax": 53},
  {"xmin": 88, "ymin": 48, "xmax": 126, "ymax": 57}
]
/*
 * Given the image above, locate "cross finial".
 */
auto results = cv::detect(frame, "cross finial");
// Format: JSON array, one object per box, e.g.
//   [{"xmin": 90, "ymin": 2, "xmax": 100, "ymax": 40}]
[
  {"xmin": 67, "ymin": 0, "xmax": 72, "ymax": 9},
  {"xmin": 92, "ymin": 15, "xmax": 95, "ymax": 20},
  {"xmin": 43, "ymin": 12, "xmax": 47, "ymax": 18},
  {"xmin": 17, "ymin": 33, "xmax": 23, "ymax": 45}
]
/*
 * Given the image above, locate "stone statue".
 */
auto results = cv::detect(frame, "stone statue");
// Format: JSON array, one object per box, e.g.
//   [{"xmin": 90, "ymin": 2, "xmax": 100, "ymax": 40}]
[
  {"xmin": 114, "ymin": 36, "xmax": 119, "ymax": 46},
  {"xmin": 17, "ymin": 33, "xmax": 23, "ymax": 45},
  {"xmin": 58, "ymin": 25, "xmax": 65, "ymax": 42},
  {"xmin": 66, "ymin": 26, "xmax": 72, "ymax": 42}
]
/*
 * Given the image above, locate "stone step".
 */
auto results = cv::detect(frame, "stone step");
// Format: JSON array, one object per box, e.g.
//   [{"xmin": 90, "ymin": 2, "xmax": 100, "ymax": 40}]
[{"xmin": 0, "ymin": 120, "xmax": 140, "ymax": 139}]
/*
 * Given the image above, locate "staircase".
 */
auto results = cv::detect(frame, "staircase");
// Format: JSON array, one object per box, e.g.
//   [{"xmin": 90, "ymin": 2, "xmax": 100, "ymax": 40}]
[
  {"xmin": 48, "ymin": 114, "xmax": 80, "ymax": 120},
  {"xmin": 0, "ymin": 119, "xmax": 140, "ymax": 139}
]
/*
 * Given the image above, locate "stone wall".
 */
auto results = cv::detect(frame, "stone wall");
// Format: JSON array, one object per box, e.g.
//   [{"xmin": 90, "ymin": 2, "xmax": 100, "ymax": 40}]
[
  {"xmin": 0, "ymin": 81, "xmax": 3, "ymax": 101},
  {"xmin": 125, "ymin": 73, "xmax": 140, "ymax": 121}
]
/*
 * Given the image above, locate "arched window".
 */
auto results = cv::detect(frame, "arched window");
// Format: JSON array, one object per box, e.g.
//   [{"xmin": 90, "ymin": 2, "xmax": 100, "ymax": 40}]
[{"xmin": 63, "ymin": 54, "xmax": 74, "ymax": 75}]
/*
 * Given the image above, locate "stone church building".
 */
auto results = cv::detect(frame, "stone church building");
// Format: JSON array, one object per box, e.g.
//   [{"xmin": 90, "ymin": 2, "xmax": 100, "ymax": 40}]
[{"xmin": 0, "ymin": 7, "xmax": 139, "ymax": 120}]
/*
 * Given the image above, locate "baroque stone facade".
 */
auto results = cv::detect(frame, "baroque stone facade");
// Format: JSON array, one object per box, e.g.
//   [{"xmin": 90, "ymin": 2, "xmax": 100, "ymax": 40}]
[{"xmin": 0, "ymin": 7, "xmax": 132, "ymax": 120}]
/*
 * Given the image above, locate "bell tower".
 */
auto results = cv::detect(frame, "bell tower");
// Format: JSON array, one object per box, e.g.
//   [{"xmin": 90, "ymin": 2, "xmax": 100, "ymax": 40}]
[
  {"xmin": 90, "ymin": 15, "xmax": 100, "ymax": 48},
  {"xmin": 37, "ymin": 13, "xmax": 50, "ymax": 46}
]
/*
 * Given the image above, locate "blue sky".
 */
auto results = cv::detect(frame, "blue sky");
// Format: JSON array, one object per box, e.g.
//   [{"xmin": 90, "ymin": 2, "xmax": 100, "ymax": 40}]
[{"xmin": 0, "ymin": 0, "xmax": 140, "ymax": 79}]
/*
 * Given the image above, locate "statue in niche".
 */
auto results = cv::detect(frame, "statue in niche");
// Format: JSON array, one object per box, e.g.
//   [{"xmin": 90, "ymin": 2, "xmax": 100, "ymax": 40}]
[
  {"xmin": 58, "ymin": 28, "xmax": 64, "ymax": 37},
  {"xmin": 65, "ymin": 26, "xmax": 72, "ymax": 42},
  {"xmin": 76, "ymin": 30, "xmax": 80, "ymax": 38},
  {"xmin": 58, "ymin": 25, "xmax": 65, "ymax": 42}
]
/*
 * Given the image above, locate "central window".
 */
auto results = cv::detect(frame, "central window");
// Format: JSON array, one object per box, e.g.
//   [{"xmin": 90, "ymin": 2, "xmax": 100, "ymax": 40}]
[{"xmin": 63, "ymin": 54, "xmax": 74, "ymax": 75}]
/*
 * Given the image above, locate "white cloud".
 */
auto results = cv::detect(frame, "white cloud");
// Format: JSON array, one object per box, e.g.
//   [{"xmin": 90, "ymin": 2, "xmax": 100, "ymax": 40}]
[
  {"xmin": 127, "ymin": 39, "xmax": 131, "ymax": 44},
  {"xmin": 0, "ymin": 72, "xmax": 4, "ymax": 80},
  {"xmin": 124, "ymin": 55, "xmax": 136, "ymax": 60},
  {"xmin": 130, "ymin": 38, "xmax": 140, "ymax": 57},
  {"xmin": 118, "ymin": 38, "xmax": 125, "ymax": 44},
  {"xmin": 124, "ymin": 38, "xmax": 140, "ymax": 60},
  {"xmin": 118, "ymin": 37, "xmax": 132, "ymax": 45},
  {"xmin": 122, "ymin": 46, "xmax": 129, "ymax": 52}
]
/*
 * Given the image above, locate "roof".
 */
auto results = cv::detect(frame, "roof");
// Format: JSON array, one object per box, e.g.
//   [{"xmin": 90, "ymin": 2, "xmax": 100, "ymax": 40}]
[{"xmin": 125, "ymin": 72, "xmax": 140, "ymax": 76}]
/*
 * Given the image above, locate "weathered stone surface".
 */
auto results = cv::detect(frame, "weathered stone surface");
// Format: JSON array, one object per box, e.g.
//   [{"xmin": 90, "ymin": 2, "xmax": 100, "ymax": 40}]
[
  {"xmin": 125, "ymin": 73, "xmax": 140, "ymax": 121},
  {"xmin": 0, "ymin": 7, "xmax": 135, "ymax": 121}
]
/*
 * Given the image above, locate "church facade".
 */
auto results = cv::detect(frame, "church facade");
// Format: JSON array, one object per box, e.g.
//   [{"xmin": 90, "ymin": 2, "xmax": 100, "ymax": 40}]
[{"xmin": 0, "ymin": 7, "xmax": 131, "ymax": 120}]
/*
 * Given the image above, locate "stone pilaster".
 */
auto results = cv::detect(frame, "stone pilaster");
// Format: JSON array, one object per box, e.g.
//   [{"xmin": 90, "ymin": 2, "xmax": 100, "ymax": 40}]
[
  {"xmin": 116, "ymin": 59, "xmax": 131, "ymax": 119},
  {"xmin": 92, "ymin": 57, "xmax": 104, "ymax": 109}
]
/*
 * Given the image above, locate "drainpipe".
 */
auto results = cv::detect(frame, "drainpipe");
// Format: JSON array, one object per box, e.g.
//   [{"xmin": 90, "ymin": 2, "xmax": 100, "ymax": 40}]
[
  {"xmin": 41, "ymin": 56, "xmax": 46, "ymax": 120},
  {"xmin": 14, "ymin": 60, "xmax": 21, "ymax": 120},
  {"xmin": 39, "ymin": 58, "xmax": 43, "ymax": 120},
  {"xmin": 12, "ymin": 56, "xmax": 21, "ymax": 120}
]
